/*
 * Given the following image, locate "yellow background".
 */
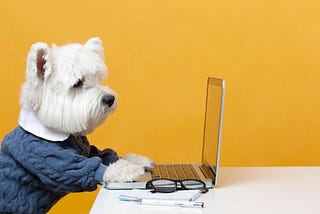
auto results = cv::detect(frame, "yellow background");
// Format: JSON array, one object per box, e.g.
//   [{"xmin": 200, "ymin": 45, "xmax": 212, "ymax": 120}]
[{"xmin": 1, "ymin": 0, "xmax": 320, "ymax": 213}]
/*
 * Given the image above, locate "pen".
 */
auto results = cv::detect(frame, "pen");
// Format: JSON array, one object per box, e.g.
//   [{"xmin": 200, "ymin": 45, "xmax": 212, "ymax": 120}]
[
  {"xmin": 140, "ymin": 199, "xmax": 204, "ymax": 208},
  {"xmin": 118, "ymin": 195, "xmax": 204, "ymax": 208}
]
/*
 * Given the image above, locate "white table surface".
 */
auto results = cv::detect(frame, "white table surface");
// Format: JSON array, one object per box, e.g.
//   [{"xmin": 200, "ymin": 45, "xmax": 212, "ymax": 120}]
[{"xmin": 90, "ymin": 167, "xmax": 320, "ymax": 214}]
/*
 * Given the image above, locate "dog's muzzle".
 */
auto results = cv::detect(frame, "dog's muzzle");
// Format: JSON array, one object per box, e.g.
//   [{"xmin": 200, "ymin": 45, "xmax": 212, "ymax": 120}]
[{"xmin": 101, "ymin": 95, "xmax": 115, "ymax": 108}]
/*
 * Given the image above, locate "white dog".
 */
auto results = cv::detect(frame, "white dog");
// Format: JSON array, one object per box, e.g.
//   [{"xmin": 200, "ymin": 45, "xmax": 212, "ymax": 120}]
[{"xmin": 0, "ymin": 37, "xmax": 153, "ymax": 214}]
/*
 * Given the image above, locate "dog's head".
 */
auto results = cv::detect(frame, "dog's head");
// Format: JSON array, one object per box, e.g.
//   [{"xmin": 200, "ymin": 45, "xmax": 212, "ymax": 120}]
[{"xmin": 20, "ymin": 37, "xmax": 117, "ymax": 135}]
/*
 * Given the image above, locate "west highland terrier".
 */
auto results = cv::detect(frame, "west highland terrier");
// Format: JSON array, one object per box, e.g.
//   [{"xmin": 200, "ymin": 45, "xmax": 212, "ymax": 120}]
[{"xmin": 0, "ymin": 37, "xmax": 153, "ymax": 214}]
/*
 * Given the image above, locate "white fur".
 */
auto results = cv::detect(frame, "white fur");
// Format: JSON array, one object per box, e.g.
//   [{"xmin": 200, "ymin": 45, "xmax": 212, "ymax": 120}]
[
  {"xmin": 103, "ymin": 153, "xmax": 154, "ymax": 183},
  {"xmin": 103, "ymin": 159, "xmax": 145, "ymax": 183},
  {"xmin": 20, "ymin": 37, "xmax": 117, "ymax": 135},
  {"xmin": 20, "ymin": 37, "xmax": 154, "ymax": 183}
]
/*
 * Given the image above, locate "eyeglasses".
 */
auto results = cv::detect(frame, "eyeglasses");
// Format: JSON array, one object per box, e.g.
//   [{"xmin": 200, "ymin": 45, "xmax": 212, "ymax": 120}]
[{"xmin": 146, "ymin": 178, "xmax": 208, "ymax": 193}]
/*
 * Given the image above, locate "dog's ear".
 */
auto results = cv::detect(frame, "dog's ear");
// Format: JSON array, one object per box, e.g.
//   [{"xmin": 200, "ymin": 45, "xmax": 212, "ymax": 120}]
[
  {"xmin": 27, "ymin": 42, "xmax": 50, "ymax": 81},
  {"xmin": 36, "ymin": 48, "xmax": 46, "ymax": 80},
  {"xmin": 85, "ymin": 37, "xmax": 104, "ymax": 58},
  {"xmin": 20, "ymin": 42, "xmax": 51, "ymax": 110}
]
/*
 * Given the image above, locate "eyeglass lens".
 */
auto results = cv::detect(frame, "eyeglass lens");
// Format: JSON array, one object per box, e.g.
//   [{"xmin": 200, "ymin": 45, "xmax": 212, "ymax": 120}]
[
  {"xmin": 151, "ymin": 179, "xmax": 177, "ymax": 193},
  {"xmin": 181, "ymin": 180, "xmax": 205, "ymax": 189}
]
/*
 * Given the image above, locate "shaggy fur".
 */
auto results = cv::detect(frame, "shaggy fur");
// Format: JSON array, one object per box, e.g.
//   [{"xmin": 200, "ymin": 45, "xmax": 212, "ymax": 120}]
[{"xmin": 0, "ymin": 37, "xmax": 153, "ymax": 213}]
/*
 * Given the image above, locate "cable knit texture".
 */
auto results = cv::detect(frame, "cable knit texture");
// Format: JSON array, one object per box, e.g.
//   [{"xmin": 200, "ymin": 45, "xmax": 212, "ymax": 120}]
[{"xmin": 0, "ymin": 126, "xmax": 119, "ymax": 214}]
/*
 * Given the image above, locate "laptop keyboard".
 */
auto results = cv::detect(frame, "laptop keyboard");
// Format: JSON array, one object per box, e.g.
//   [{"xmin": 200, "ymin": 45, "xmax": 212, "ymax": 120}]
[
  {"xmin": 151, "ymin": 164, "xmax": 200, "ymax": 180},
  {"xmin": 199, "ymin": 164, "xmax": 215, "ymax": 180}
]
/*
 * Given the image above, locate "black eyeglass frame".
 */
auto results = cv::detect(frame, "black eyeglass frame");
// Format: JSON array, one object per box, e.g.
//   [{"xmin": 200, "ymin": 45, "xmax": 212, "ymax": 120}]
[{"xmin": 146, "ymin": 178, "xmax": 208, "ymax": 193}]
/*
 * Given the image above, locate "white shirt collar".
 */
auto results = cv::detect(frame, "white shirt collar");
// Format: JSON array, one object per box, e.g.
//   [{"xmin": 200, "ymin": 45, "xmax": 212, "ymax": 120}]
[{"xmin": 18, "ymin": 107, "xmax": 70, "ymax": 141}]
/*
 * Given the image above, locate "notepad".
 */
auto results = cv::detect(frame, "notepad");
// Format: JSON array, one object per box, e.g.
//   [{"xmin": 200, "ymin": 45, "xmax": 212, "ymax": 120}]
[{"xmin": 119, "ymin": 189, "xmax": 202, "ymax": 202}]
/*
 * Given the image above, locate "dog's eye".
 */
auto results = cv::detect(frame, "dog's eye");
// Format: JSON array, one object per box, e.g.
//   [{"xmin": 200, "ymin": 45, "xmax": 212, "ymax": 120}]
[{"xmin": 73, "ymin": 79, "xmax": 84, "ymax": 88}]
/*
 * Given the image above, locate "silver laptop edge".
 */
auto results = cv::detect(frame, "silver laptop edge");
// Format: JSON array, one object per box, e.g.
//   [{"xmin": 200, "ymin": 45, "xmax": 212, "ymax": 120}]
[{"xmin": 213, "ymin": 78, "xmax": 225, "ymax": 187}]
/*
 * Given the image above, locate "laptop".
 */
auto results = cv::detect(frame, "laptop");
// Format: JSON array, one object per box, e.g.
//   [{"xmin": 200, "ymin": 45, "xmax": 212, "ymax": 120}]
[{"xmin": 105, "ymin": 77, "xmax": 225, "ymax": 189}]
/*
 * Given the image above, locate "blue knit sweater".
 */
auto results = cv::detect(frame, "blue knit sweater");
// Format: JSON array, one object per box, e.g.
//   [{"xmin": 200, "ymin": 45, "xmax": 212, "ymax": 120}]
[{"xmin": 0, "ymin": 126, "xmax": 119, "ymax": 214}]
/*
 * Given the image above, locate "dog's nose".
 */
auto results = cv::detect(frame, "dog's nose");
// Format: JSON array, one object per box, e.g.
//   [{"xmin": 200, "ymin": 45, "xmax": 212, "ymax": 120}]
[{"xmin": 102, "ymin": 95, "xmax": 115, "ymax": 107}]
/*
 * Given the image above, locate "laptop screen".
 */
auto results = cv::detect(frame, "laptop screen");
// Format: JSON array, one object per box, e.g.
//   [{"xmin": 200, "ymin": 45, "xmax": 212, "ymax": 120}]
[{"xmin": 201, "ymin": 77, "xmax": 225, "ymax": 185}]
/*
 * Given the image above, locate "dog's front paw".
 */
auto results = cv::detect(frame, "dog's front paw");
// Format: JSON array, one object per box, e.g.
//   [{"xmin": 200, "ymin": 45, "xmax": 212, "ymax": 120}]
[
  {"xmin": 123, "ymin": 153, "xmax": 154, "ymax": 170},
  {"xmin": 103, "ymin": 159, "xmax": 145, "ymax": 183}
]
